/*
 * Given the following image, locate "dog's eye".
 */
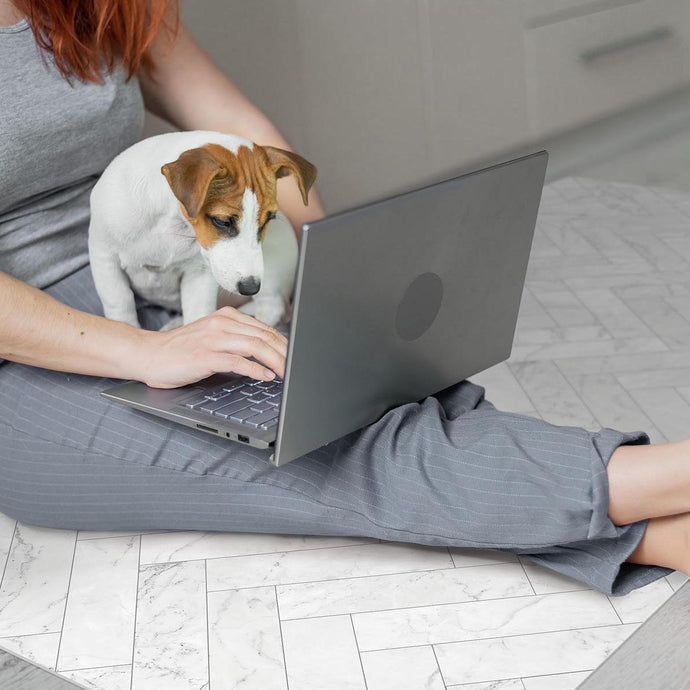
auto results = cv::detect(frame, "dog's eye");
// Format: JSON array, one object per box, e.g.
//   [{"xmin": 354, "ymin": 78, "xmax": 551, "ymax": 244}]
[
  {"xmin": 259, "ymin": 211, "xmax": 278, "ymax": 234},
  {"xmin": 208, "ymin": 215, "xmax": 238, "ymax": 234}
]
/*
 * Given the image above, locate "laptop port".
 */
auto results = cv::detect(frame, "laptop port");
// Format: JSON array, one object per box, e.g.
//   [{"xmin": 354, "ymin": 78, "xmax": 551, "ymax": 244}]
[
  {"xmin": 238, "ymin": 434, "xmax": 250, "ymax": 443},
  {"xmin": 196, "ymin": 423, "xmax": 218, "ymax": 434}
]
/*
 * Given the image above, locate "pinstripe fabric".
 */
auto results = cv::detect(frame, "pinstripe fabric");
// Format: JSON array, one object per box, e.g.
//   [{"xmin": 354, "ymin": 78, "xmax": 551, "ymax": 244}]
[{"xmin": 0, "ymin": 266, "xmax": 671, "ymax": 596}]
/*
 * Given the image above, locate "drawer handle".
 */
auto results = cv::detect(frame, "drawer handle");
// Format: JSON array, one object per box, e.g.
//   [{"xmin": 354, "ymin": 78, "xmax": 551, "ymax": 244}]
[{"xmin": 580, "ymin": 26, "xmax": 673, "ymax": 63}]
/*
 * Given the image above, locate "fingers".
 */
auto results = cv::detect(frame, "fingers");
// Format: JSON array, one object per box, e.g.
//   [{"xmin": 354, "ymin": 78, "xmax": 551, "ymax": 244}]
[
  {"xmin": 218, "ymin": 319, "xmax": 288, "ymax": 359},
  {"xmin": 217, "ymin": 306, "xmax": 287, "ymax": 340},
  {"xmin": 209, "ymin": 332, "xmax": 286, "ymax": 379},
  {"xmin": 163, "ymin": 308, "xmax": 289, "ymax": 383},
  {"xmin": 209, "ymin": 352, "xmax": 280, "ymax": 382},
  {"xmin": 201, "ymin": 309, "xmax": 288, "ymax": 379},
  {"xmin": 209, "ymin": 307, "xmax": 288, "ymax": 346}
]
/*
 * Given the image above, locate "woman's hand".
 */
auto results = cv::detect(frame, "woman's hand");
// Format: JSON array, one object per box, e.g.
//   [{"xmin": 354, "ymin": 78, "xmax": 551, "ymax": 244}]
[{"xmin": 139, "ymin": 306, "xmax": 288, "ymax": 389}]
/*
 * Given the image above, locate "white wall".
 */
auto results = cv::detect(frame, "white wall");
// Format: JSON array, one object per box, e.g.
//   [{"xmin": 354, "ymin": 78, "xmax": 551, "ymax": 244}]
[{"xmin": 146, "ymin": 0, "xmax": 690, "ymax": 213}]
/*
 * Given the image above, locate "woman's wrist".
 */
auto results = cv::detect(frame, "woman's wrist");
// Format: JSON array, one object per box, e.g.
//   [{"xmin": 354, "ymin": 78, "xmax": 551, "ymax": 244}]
[
  {"xmin": 52, "ymin": 313, "xmax": 156, "ymax": 383},
  {"xmin": 119, "ymin": 324, "xmax": 163, "ymax": 384},
  {"xmin": 47, "ymin": 309, "xmax": 163, "ymax": 384}
]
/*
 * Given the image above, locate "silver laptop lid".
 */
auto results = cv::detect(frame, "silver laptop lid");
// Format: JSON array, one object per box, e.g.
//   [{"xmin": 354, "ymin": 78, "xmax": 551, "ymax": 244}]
[{"xmin": 271, "ymin": 151, "xmax": 548, "ymax": 466}]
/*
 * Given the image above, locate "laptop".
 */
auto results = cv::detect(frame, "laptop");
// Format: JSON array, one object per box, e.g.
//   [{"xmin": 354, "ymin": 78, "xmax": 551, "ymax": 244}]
[{"xmin": 102, "ymin": 150, "xmax": 548, "ymax": 467}]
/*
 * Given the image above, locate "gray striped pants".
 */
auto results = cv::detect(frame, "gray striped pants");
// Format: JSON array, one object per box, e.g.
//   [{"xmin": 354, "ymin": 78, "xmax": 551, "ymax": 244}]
[{"xmin": 0, "ymin": 265, "xmax": 671, "ymax": 595}]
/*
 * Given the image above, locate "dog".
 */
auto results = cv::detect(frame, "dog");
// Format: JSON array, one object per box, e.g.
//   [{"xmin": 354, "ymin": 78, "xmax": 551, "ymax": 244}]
[{"xmin": 88, "ymin": 130, "xmax": 317, "ymax": 329}]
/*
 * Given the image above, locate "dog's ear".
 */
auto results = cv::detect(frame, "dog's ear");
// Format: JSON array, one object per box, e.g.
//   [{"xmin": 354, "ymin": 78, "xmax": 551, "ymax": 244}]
[
  {"xmin": 161, "ymin": 148, "xmax": 227, "ymax": 219},
  {"xmin": 261, "ymin": 146, "xmax": 317, "ymax": 206}
]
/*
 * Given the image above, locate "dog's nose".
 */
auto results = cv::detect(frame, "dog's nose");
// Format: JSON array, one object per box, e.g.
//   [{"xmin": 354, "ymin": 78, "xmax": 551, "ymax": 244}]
[{"xmin": 237, "ymin": 276, "xmax": 261, "ymax": 295}]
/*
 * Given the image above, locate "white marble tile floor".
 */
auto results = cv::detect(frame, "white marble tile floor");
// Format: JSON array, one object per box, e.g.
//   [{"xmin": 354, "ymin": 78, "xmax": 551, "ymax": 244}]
[{"xmin": 2, "ymin": 131, "xmax": 690, "ymax": 688}]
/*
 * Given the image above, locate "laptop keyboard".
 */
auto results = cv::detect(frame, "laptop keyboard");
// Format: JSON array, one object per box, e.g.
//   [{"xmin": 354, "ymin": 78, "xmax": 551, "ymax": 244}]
[{"xmin": 179, "ymin": 377, "xmax": 283, "ymax": 430}]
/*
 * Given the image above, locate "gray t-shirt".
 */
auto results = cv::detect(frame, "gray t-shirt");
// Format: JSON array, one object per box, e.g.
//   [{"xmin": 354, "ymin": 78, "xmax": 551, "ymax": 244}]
[{"xmin": 0, "ymin": 18, "xmax": 144, "ymax": 288}]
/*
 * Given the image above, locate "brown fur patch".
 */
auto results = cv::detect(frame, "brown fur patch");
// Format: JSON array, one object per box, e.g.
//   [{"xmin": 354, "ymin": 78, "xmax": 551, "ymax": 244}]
[
  {"xmin": 179, "ymin": 144, "xmax": 278, "ymax": 248},
  {"xmin": 162, "ymin": 142, "xmax": 316, "ymax": 248}
]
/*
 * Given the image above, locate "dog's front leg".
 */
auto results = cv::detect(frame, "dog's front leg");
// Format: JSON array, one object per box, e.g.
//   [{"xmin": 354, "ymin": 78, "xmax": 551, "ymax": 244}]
[
  {"xmin": 89, "ymin": 247, "xmax": 141, "ymax": 328},
  {"xmin": 180, "ymin": 268, "xmax": 220, "ymax": 325}
]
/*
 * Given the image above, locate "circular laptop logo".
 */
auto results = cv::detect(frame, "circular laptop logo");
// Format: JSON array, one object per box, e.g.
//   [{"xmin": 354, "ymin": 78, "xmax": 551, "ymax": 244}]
[{"xmin": 395, "ymin": 272, "xmax": 444, "ymax": 341}]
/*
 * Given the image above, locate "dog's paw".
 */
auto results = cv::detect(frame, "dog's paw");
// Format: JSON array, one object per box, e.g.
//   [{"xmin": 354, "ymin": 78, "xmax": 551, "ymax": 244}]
[
  {"xmin": 159, "ymin": 315, "xmax": 184, "ymax": 331},
  {"xmin": 250, "ymin": 296, "xmax": 288, "ymax": 328},
  {"xmin": 237, "ymin": 300, "xmax": 257, "ymax": 317}
]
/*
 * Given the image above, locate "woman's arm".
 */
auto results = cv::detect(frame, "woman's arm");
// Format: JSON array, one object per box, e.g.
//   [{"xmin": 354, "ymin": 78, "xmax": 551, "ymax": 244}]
[
  {"xmin": 0, "ymin": 270, "xmax": 287, "ymax": 387},
  {"xmin": 0, "ymin": 271, "xmax": 146, "ymax": 378},
  {"xmin": 138, "ymin": 20, "xmax": 327, "ymax": 242}
]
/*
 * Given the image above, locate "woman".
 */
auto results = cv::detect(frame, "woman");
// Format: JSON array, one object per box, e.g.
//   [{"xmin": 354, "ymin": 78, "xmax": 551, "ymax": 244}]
[{"xmin": 0, "ymin": 0, "xmax": 688, "ymax": 597}]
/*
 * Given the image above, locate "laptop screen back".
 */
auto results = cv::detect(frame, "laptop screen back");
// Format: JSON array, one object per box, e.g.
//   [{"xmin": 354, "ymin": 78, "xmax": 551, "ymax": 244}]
[{"xmin": 272, "ymin": 151, "xmax": 548, "ymax": 466}]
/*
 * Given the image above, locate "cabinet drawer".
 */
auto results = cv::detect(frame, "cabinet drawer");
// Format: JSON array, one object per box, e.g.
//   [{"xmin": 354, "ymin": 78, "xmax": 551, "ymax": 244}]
[{"xmin": 525, "ymin": 0, "xmax": 689, "ymax": 138}]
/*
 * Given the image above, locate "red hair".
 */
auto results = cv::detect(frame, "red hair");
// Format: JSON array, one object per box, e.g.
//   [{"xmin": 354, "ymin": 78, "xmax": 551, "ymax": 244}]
[{"xmin": 14, "ymin": 0, "xmax": 179, "ymax": 83}]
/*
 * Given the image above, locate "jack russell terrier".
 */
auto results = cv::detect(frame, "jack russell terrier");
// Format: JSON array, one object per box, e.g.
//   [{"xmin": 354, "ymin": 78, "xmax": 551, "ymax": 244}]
[{"xmin": 88, "ymin": 130, "xmax": 317, "ymax": 329}]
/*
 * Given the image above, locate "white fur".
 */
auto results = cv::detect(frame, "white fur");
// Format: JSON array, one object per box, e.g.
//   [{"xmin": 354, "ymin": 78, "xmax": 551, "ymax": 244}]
[
  {"xmin": 202, "ymin": 188, "xmax": 263, "ymax": 293},
  {"xmin": 88, "ymin": 131, "xmax": 298, "ymax": 329}
]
